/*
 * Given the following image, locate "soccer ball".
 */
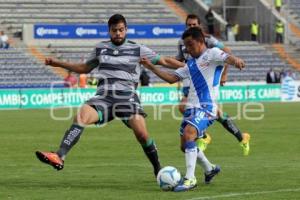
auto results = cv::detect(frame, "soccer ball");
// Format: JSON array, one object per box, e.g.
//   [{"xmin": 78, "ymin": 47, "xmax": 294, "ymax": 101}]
[{"xmin": 156, "ymin": 166, "xmax": 181, "ymax": 191}]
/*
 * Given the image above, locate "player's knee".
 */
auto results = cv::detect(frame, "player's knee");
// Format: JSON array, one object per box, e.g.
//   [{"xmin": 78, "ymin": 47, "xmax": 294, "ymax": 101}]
[
  {"xmin": 75, "ymin": 112, "xmax": 91, "ymax": 126},
  {"xmin": 183, "ymin": 126, "xmax": 197, "ymax": 141}
]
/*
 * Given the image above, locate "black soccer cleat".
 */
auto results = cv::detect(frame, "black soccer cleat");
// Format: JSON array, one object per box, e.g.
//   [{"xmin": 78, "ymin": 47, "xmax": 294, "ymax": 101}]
[{"xmin": 205, "ymin": 165, "xmax": 221, "ymax": 184}]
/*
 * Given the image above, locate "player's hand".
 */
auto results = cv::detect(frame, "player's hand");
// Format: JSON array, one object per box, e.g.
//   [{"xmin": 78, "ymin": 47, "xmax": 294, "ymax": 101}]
[
  {"xmin": 235, "ymin": 58, "xmax": 245, "ymax": 70},
  {"xmin": 140, "ymin": 57, "xmax": 155, "ymax": 70},
  {"xmin": 220, "ymin": 80, "xmax": 226, "ymax": 86},
  {"xmin": 220, "ymin": 73, "xmax": 227, "ymax": 86},
  {"xmin": 45, "ymin": 57, "xmax": 54, "ymax": 66}
]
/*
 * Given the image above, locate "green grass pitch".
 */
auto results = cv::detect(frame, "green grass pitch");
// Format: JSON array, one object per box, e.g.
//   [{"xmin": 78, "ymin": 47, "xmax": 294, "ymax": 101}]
[{"xmin": 0, "ymin": 102, "xmax": 299, "ymax": 200}]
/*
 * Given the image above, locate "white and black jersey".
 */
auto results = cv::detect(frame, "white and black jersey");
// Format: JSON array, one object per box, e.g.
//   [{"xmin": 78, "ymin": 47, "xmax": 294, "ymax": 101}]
[{"xmin": 86, "ymin": 40, "xmax": 160, "ymax": 93}]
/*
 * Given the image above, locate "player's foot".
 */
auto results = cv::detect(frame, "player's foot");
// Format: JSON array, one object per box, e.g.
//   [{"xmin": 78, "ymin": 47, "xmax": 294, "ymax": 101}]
[
  {"xmin": 173, "ymin": 177, "xmax": 197, "ymax": 192},
  {"xmin": 240, "ymin": 133, "xmax": 250, "ymax": 156},
  {"xmin": 196, "ymin": 133, "xmax": 212, "ymax": 152},
  {"xmin": 205, "ymin": 165, "xmax": 220, "ymax": 184},
  {"xmin": 35, "ymin": 151, "xmax": 64, "ymax": 170}
]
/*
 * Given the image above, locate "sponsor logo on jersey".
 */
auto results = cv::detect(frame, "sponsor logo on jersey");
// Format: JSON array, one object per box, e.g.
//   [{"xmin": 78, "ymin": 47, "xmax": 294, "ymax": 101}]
[
  {"xmin": 122, "ymin": 50, "xmax": 135, "ymax": 55},
  {"xmin": 113, "ymin": 50, "xmax": 119, "ymax": 55}
]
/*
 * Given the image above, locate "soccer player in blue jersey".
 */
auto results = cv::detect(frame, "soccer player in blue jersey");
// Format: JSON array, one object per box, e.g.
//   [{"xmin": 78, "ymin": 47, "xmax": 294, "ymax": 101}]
[
  {"xmin": 140, "ymin": 27, "xmax": 245, "ymax": 192},
  {"xmin": 35, "ymin": 14, "xmax": 184, "ymax": 177},
  {"xmin": 176, "ymin": 14, "xmax": 250, "ymax": 155}
]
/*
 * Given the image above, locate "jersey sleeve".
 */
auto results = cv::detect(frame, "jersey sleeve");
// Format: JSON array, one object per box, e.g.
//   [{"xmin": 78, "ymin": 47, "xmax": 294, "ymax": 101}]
[
  {"xmin": 140, "ymin": 45, "xmax": 161, "ymax": 65},
  {"xmin": 174, "ymin": 65, "xmax": 189, "ymax": 80},
  {"xmin": 85, "ymin": 47, "xmax": 100, "ymax": 69},
  {"xmin": 210, "ymin": 47, "xmax": 229, "ymax": 62},
  {"xmin": 206, "ymin": 36, "xmax": 225, "ymax": 50}
]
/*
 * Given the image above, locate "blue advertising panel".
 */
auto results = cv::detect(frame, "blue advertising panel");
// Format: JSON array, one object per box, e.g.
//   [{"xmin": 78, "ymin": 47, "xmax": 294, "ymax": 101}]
[{"xmin": 34, "ymin": 24, "xmax": 185, "ymax": 39}]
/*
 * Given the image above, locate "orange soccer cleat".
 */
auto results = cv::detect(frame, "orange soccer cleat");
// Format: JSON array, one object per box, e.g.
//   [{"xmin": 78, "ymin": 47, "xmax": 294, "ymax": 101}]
[{"xmin": 35, "ymin": 151, "xmax": 64, "ymax": 170}]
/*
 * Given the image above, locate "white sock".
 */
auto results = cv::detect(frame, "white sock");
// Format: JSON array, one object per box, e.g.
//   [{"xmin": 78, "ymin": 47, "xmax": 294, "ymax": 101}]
[
  {"xmin": 197, "ymin": 147, "xmax": 213, "ymax": 173},
  {"xmin": 185, "ymin": 144, "xmax": 198, "ymax": 180}
]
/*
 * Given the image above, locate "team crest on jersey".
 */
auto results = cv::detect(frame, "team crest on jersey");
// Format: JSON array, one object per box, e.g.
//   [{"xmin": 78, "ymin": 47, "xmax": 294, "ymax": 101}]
[
  {"xmin": 198, "ymin": 54, "xmax": 209, "ymax": 67},
  {"xmin": 202, "ymin": 55, "xmax": 208, "ymax": 61},
  {"xmin": 113, "ymin": 50, "xmax": 119, "ymax": 55}
]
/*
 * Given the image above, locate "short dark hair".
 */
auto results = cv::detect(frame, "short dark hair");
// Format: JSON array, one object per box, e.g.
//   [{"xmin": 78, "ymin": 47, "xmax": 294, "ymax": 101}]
[
  {"xmin": 185, "ymin": 14, "xmax": 201, "ymax": 25},
  {"xmin": 108, "ymin": 14, "xmax": 127, "ymax": 29},
  {"xmin": 182, "ymin": 27, "xmax": 205, "ymax": 43}
]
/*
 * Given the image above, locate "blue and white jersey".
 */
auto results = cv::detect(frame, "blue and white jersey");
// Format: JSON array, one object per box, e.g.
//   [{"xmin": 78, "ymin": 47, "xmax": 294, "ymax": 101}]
[
  {"xmin": 176, "ymin": 35, "xmax": 225, "ymax": 90},
  {"xmin": 174, "ymin": 47, "xmax": 229, "ymax": 116}
]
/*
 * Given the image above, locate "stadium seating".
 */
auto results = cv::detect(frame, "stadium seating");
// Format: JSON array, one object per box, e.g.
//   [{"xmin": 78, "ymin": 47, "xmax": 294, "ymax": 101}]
[
  {"xmin": 0, "ymin": 48, "xmax": 64, "ymax": 88},
  {"xmin": 0, "ymin": 0, "xmax": 294, "ymax": 88},
  {"xmin": 0, "ymin": 0, "xmax": 183, "ymax": 88},
  {"xmin": 0, "ymin": 0, "xmax": 181, "ymax": 34},
  {"xmin": 46, "ymin": 41, "xmax": 289, "ymax": 83},
  {"xmin": 288, "ymin": 0, "xmax": 300, "ymax": 20}
]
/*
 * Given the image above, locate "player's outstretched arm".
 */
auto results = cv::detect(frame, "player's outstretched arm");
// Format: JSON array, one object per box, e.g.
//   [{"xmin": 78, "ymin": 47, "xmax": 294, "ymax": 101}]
[
  {"xmin": 225, "ymin": 56, "xmax": 245, "ymax": 70},
  {"xmin": 157, "ymin": 56, "xmax": 185, "ymax": 69},
  {"xmin": 45, "ymin": 57, "xmax": 94, "ymax": 74},
  {"xmin": 140, "ymin": 58, "xmax": 180, "ymax": 84},
  {"xmin": 220, "ymin": 65, "xmax": 228, "ymax": 86}
]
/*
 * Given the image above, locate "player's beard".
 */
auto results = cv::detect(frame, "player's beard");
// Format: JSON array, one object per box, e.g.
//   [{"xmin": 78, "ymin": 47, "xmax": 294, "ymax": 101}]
[{"xmin": 111, "ymin": 37, "xmax": 126, "ymax": 46}]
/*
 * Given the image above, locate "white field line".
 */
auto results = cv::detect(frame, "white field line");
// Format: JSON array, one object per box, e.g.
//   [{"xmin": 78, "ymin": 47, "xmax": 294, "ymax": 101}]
[{"xmin": 185, "ymin": 188, "xmax": 300, "ymax": 200}]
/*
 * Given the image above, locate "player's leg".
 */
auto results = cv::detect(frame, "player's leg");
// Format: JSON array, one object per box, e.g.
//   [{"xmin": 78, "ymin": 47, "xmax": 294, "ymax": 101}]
[
  {"xmin": 217, "ymin": 108, "xmax": 243, "ymax": 141},
  {"xmin": 57, "ymin": 104, "xmax": 99, "ymax": 159},
  {"xmin": 118, "ymin": 92, "xmax": 161, "ymax": 176},
  {"xmin": 181, "ymin": 105, "xmax": 211, "ymax": 152},
  {"xmin": 217, "ymin": 108, "xmax": 250, "ymax": 155},
  {"xmin": 178, "ymin": 96, "xmax": 187, "ymax": 114},
  {"xmin": 196, "ymin": 131, "xmax": 211, "ymax": 152},
  {"xmin": 191, "ymin": 113, "xmax": 220, "ymax": 185},
  {"xmin": 175, "ymin": 109, "xmax": 219, "ymax": 192},
  {"xmin": 174, "ymin": 124, "xmax": 198, "ymax": 192},
  {"xmin": 35, "ymin": 104, "xmax": 99, "ymax": 170},
  {"xmin": 128, "ymin": 114, "xmax": 161, "ymax": 177}
]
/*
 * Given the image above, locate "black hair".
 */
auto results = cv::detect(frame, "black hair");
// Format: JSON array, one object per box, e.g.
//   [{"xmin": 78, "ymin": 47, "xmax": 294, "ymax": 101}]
[
  {"xmin": 108, "ymin": 14, "xmax": 127, "ymax": 29},
  {"xmin": 185, "ymin": 14, "xmax": 201, "ymax": 25},
  {"xmin": 182, "ymin": 27, "xmax": 205, "ymax": 43}
]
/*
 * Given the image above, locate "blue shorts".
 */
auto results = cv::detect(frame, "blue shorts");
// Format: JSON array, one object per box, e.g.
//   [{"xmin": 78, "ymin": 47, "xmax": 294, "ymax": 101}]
[
  {"xmin": 182, "ymin": 86, "xmax": 190, "ymax": 97},
  {"xmin": 180, "ymin": 108, "xmax": 215, "ymax": 138}
]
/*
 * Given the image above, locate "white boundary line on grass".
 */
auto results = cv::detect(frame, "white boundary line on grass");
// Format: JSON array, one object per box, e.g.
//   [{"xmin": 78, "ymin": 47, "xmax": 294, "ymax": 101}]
[{"xmin": 185, "ymin": 188, "xmax": 300, "ymax": 200}]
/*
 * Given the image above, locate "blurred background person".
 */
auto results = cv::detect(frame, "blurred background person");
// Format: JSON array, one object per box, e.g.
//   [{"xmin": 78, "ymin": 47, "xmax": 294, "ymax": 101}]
[
  {"xmin": 274, "ymin": 0, "xmax": 282, "ymax": 12},
  {"xmin": 0, "ymin": 30, "xmax": 10, "ymax": 49},
  {"xmin": 250, "ymin": 21, "xmax": 259, "ymax": 41},
  {"xmin": 232, "ymin": 22, "xmax": 240, "ymax": 41},
  {"xmin": 205, "ymin": 7, "xmax": 215, "ymax": 35},
  {"xmin": 64, "ymin": 70, "xmax": 77, "ymax": 88},
  {"xmin": 87, "ymin": 75, "xmax": 98, "ymax": 88},
  {"xmin": 266, "ymin": 68, "xmax": 280, "ymax": 84},
  {"xmin": 275, "ymin": 20, "xmax": 284, "ymax": 43},
  {"xmin": 79, "ymin": 73, "xmax": 87, "ymax": 88}
]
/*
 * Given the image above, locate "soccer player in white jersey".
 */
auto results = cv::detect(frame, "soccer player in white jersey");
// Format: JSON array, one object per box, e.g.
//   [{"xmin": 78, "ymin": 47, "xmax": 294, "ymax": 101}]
[
  {"xmin": 140, "ymin": 27, "xmax": 245, "ymax": 192},
  {"xmin": 176, "ymin": 14, "xmax": 250, "ymax": 155}
]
